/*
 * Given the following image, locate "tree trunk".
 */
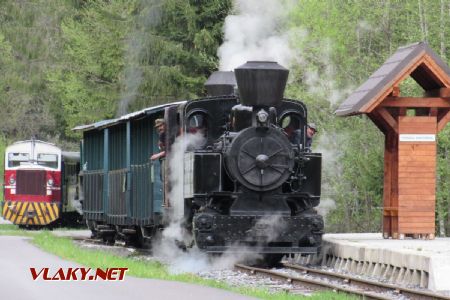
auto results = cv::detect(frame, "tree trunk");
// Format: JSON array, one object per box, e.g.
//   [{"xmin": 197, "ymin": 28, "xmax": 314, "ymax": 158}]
[
  {"xmin": 440, "ymin": 0, "xmax": 446, "ymax": 59},
  {"xmin": 418, "ymin": 0, "xmax": 428, "ymax": 41}
]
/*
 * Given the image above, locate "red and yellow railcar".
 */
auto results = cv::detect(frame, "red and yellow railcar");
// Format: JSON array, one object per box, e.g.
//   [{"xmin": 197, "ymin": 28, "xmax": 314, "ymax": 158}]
[{"xmin": 2, "ymin": 139, "xmax": 81, "ymax": 226}]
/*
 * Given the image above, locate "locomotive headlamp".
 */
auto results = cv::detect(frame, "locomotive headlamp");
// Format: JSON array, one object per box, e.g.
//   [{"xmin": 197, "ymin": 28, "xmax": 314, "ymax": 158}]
[
  {"xmin": 9, "ymin": 176, "xmax": 15, "ymax": 185},
  {"xmin": 47, "ymin": 178, "xmax": 54, "ymax": 186},
  {"xmin": 195, "ymin": 214, "xmax": 213, "ymax": 230},
  {"xmin": 257, "ymin": 109, "xmax": 268, "ymax": 123}
]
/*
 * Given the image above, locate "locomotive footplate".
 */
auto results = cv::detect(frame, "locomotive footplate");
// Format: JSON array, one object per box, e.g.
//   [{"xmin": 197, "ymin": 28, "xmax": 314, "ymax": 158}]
[{"xmin": 193, "ymin": 213, "xmax": 323, "ymax": 254}]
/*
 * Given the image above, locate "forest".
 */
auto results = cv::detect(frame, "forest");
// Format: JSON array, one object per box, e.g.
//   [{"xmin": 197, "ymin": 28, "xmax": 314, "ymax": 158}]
[{"xmin": 0, "ymin": 0, "xmax": 449, "ymax": 234}]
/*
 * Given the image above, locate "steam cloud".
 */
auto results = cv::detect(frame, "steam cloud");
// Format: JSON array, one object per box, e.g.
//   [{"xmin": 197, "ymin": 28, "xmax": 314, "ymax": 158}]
[
  {"xmin": 218, "ymin": 0, "xmax": 295, "ymax": 71},
  {"xmin": 316, "ymin": 198, "xmax": 336, "ymax": 219},
  {"xmin": 167, "ymin": 133, "xmax": 204, "ymax": 224},
  {"xmin": 251, "ymin": 215, "xmax": 286, "ymax": 243},
  {"xmin": 313, "ymin": 131, "xmax": 342, "ymax": 221},
  {"xmin": 151, "ymin": 133, "xmax": 223, "ymax": 274},
  {"xmin": 219, "ymin": 0, "xmax": 353, "ymax": 106}
]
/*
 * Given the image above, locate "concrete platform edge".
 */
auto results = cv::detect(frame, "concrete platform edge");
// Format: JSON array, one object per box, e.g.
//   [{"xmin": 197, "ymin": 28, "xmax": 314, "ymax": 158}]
[{"xmin": 292, "ymin": 233, "xmax": 450, "ymax": 292}]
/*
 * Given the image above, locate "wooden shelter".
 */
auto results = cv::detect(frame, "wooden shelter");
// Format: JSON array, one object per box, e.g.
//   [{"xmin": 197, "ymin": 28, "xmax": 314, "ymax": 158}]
[{"xmin": 336, "ymin": 42, "xmax": 450, "ymax": 239}]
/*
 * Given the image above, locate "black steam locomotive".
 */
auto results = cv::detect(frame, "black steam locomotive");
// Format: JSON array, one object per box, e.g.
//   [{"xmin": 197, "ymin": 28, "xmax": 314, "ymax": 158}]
[
  {"xmin": 78, "ymin": 61, "xmax": 323, "ymax": 263},
  {"xmin": 187, "ymin": 62, "xmax": 323, "ymax": 258}
]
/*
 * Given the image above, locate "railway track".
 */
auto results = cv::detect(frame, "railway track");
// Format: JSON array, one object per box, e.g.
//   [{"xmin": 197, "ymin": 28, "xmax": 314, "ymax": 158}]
[
  {"xmin": 235, "ymin": 263, "xmax": 450, "ymax": 300},
  {"xmin": 70, "ymin": 236, "xmax": 153, "ymax": 256},
  {"xmin": 70, "ymin": 235, "xmax": 449, "ymax": 299}
]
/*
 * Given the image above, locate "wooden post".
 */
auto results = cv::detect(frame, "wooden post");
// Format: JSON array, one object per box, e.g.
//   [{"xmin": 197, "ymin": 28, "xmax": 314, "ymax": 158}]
[{"xmin": 383, "ymin": 130, "xmax": 398, "ymax": 238}]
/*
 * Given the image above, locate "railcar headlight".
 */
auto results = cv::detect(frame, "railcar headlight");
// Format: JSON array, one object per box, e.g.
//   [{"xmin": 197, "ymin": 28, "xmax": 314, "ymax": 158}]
[
  {"xmin": 9, "ymin": 176, "xmax": 15, "ymax": 185},
  {"xmin": 47, "ymin": 178, "xmax": 54, "ymax": 186}
]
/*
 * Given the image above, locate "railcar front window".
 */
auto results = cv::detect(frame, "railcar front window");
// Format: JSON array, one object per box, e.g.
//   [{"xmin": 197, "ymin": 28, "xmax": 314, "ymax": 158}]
[
  {"xmin": 8, "ymin": 153, "xmax": 30, "ymax": 167},
  {"xmin": 37, "ymin": 153, "xmax": 59, "ymax": 169}
]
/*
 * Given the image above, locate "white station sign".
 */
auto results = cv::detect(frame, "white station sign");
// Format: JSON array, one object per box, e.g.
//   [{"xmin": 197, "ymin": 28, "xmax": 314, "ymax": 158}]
[{"xmin": 399, "ymin": 134, "xmax": 436, "ymax": 142}]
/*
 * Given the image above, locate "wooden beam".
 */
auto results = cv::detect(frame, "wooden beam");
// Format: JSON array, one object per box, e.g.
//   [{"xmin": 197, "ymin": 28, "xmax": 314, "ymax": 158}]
[
  {"xmin": 381, "ymin": 97, "xmax": 450, "ymax": 108},
  {"xmin": 383, "ymin": 131, "xmax": 393, "ymax": 237},
  {"xmin": 391, "ymin": 86, "xmax": 400, "ymax": 97},
  {"xmin": 438, "ymin": 108, "xmax": 449, "ymax": 121},
  {"xmin": 368, "ymin": 113, "xmax": 387, "ymax": 134},
  {"xmin": 437, "ymin": 109, "xmax": 450, "ymax": 132},
  {"xmin": 424, "ymin": 87, "xmax": 450, "ymax": 97},
  {"xmin": 376, "ymin": 107, "xmax": 398, "ymax": 133}
]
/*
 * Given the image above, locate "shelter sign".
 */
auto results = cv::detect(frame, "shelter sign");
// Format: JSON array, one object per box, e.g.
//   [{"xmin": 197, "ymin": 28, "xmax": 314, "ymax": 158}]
[{"xmin": 399, "ymin": 134, "xmax": 436, "ymax": 142}]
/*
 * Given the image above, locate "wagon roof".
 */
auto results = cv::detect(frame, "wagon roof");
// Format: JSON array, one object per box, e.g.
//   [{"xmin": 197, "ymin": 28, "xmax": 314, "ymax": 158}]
[
  {"xmin": 72, "ymin": 101, "xmax": 186, "ymax": 132},
  {"xmin": 335, "ymin": 42, "xmax": 450, "ymax": 116}
]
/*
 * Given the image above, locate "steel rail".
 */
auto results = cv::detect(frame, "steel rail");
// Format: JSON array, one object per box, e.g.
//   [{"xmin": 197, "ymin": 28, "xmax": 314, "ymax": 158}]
[
  {"xmin": 283, "ymin": 263, "xmax": 450, "ymax": 300},
  {"xmin": 235, "ymin": 263, "xmax": 393, "ymax": 299},
  {"xmin": 235, "ymin": 263, "xmax": 450, "ymax": 300}
]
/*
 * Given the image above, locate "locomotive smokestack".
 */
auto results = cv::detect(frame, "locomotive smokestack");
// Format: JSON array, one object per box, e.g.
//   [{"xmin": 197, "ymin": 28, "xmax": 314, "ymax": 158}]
[
  {"xmin": 204, "ymin": 71, "xmax": 237, "ymax": 96},
  {"xmin": 234, "ymin": 61, "xmax": 289, "ymax": 107}
]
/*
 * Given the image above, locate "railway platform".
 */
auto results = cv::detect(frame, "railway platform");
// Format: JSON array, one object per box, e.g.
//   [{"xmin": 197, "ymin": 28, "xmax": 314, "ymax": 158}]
[{"xmin": 294, "ymin": 233, "xmax": 450, "ymax": 293}]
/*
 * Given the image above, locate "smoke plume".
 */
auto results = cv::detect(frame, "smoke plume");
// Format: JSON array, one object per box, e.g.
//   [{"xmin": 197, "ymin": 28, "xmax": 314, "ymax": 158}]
[
  {"xmin": 151, "ymin": 133, "xmax": 207, "ymax": 272},
  {"xmin": 316, "ymin": 198, "xmax": 336, "ymax": 219},
  {"xmin": 117, "ymin": 0, "xmax": 162, "ymax": 116},
  {"xmin": 218, "ymin": 0, "xmax": 353, "ymax": 106},
  {"xmin": 167, "ymin": 133, "xmax": 205, "ymax": 223},
  {"xmin": 313, "ymin": 131, "xmax": 344, "ymax": 221},
  {"xmin": 218, "ymin": 0, "xmax": 296, "ymax": 71}
]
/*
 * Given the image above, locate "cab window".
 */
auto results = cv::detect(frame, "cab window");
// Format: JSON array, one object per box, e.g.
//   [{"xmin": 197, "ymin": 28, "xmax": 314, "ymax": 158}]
[
  {"xmin": 37, "ymin": 153, "xmax": 59, "ymax": 169},
  {"xmin": 8, "ymin": 153, "xmax": 30, "ymax": 167},
  {"xmin": 280, "ymin": 113, "xmax": 303, "ymax": 145},
  {"xmin": 187, "ymin": 113, "xmax": 208, "ymax": 138}
]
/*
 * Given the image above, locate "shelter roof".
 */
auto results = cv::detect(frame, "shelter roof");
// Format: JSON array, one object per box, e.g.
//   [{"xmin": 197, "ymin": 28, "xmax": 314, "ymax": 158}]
[{"xmin": 336, "ymin": 42, "xmax": 450, "ymax": 116}]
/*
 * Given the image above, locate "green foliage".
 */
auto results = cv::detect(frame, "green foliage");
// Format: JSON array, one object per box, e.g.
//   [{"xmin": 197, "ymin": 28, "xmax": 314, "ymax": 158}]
[
  {"xmin": 0, "ymin": 0, "xmax": 73, "ymax": 141},
  {"xmin": 286, "ymin": 0, "xmax": 450, "ymax": 233},
  {"xmin": 0, "ymin": 135, "xmax": 7, "ymax": 199},
  {"xmin": 43, "ymin": 0, "xmax": 231, "ymax": 139},
  {"xmin": 317, "ymin": 117, "xmax": 384, "ymax": 232},
  {"xmin": 437, "ymin": 126, "xmax": 450, "ymax": 234},
  {"xmin": 47, "ymin": 0, "xmax": 131, "ymax": 139},
  {"xmin": 125, "ymin": 0, "xmax": 232, "ymax": 111},
  {"xmin": 0, "ymin": 0, "xmax": 449, "ymax": 234}
]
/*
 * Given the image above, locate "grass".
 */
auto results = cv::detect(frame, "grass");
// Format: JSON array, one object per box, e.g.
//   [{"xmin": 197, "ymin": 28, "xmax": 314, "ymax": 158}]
[{"xmin": 0, "ymin": 225, "xmax": 353, "ymax": 299}]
